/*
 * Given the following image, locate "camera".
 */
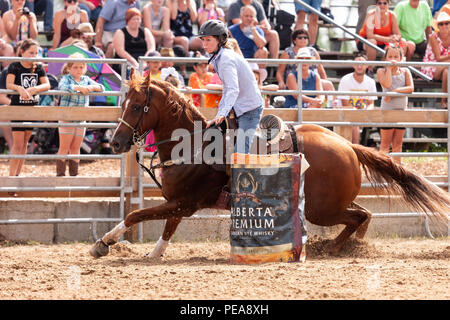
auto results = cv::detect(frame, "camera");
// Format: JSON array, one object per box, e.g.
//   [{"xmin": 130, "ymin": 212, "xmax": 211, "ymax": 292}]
[{"xmin": 22, "ymin": 7, "xmax": 30, "ymax": 15}]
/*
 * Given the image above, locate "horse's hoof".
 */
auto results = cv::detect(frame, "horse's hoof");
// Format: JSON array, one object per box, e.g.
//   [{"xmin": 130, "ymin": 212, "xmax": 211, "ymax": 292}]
[
  {"xmin": 89, "ymin": 239, "xmax": 110, "ymax": 259},
  {"xmin": 144, "ymin": 251, "xmax": 162, "ymax": 259}
]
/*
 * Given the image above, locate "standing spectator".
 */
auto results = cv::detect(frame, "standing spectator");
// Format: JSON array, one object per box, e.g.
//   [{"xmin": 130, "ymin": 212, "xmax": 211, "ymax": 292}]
[
  {"xmin": 337, "ymin": 54, "xmax": 378, "ymax": 144},
  {"xmin": 395, "ymin": 0, "xmax": 432, "ymax": 59},
  {"xmin": 228, "ymin": 5, "xmax": 268, "ymax": 62},
  {"xmin": 198, "ymin": 0, "xmax": 224, "ymax": 27},
  {"xmin": 227, "ymin": 0, "xmax": 279, "ymax": 59},
  {"xmin": 142, "ymin": 0, "xmax": 174, "ymax": 49},
  {"xmin": 284, "ymin": 47, "xmax": 324, "ymax": 109},
  {"xmin": 358, "ymin": 0, "xmax": 415, "ymax": 72},
  {"xmin": 52, "ymin": 0, "xmax": 89, "ymax": 49},
  {"xmin": 78, "ymin": 22, "xmax": 105, "ymax": 57},
  {"xmin": 25, "ymin": 0, "xmax": 53, "ymax": 32},
  {"xmin": 293, "ymin": 0, "xmax": 321, "ymax": 49},
  {"xmin": 376, "ymin": 44, "xmax": 414, "ymax": 164},
  {"xmin": 112, "ymin": 8, "xmax": 155, "ymax": 71},
  {"xmin": 6, "ymin": 39, "xmax": 50, "ymax": 181},
  {"xmin": 78, "ymin": 0, "xmax": 103, "ymax": 22},
  {"xmin": 276, "ymin": 29, "xmax": 333, "ymax": 94},
  {"xmin": 422, "ymin": 11, "xmax": 450, "ymax": 108},
  {"xmin": 167, "ymin": 0, "xmax": 203, "ymax": 53},
  {"xmin": 95, "ymin": 0, "xmax": 140, "ymax": 59},
  {"xmin": 57, "ymin": 52, "xmax": 104, "ymax": 176},
  {"xmin": 3, "ymin": 0, "xmax": 38, "ymax": 43},
  {"xmin": 187, "ymin": 54, "xmax": 220, "ymax": 108}
]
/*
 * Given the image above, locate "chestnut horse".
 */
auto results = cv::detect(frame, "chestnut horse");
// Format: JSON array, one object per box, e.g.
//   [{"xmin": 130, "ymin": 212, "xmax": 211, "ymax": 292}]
[{"xmin": 90, "ymin": 70, "xmax": 450, "ymax": 259}]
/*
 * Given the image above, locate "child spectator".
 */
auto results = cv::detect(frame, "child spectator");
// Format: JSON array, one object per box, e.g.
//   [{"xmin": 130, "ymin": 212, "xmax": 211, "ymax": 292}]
[
  {"xmin": 422, "ymin": 11, "xmax": 450, "ymax": 108},
  {"xmin": 337, "ymin": 54, "xmax": 378, "ymax": 144},
  {"xmin": 57, "ymin": 52, "xmax": 104, "ymax": 176},
  {"xmin": 161, "ymin": 67, "xmax": 182, "ymax": 88},
  {"xmin": 142, "ymin": 0, "xmax": 174, "ymax": 49},
  {"xmin": 143, "ymin": 50, "xmax": 162, "ymax": 79},
  {"xmin": 284, "ymin": 48, "xmax": 324, "ymax": 108},
  {"xmin": 377, "ymin": 44, "xmax": 414, "ymax": 164},
  {"xmin": 6, "ymin": 39, "xmax": 50, "ymax": 182},
  {"xmin": 159, "ymin": 46, "xmax": 186, "ymax": 86},
  {"xmin": 187, "ymin": 54, "xmax": 220, "ymax": 108}
]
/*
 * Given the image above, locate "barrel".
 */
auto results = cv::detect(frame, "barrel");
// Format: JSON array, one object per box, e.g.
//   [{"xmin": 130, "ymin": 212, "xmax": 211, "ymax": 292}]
[{"xmin": 230, "ymin": 153, "xmax": 308, "ymax": 264}]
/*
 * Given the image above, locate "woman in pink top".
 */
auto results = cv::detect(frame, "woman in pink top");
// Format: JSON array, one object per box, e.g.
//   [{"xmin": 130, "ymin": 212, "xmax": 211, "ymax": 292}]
[
  {"xmin": 198, "ymin": 0, "xmax": 224, "ymax": 27},
  {"xmin": 422, "ymin": 11, "xmax": 450, "ymax": 108}
]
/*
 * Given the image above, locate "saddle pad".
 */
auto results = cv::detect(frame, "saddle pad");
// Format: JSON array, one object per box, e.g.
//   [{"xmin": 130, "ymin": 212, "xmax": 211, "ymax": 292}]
[{"xmin": 229, "ymin": 153, "xmax": 307, "ymax": 264}]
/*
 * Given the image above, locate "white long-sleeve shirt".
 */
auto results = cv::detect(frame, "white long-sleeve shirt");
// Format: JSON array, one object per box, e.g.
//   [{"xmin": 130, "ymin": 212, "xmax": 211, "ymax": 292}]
[{"xmin": 210, "ymin": 47, "xmax": 263, "ymax": 118}]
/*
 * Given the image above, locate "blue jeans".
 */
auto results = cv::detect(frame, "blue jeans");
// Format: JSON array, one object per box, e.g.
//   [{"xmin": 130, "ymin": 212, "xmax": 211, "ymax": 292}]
[
  {"xmin": 26, "ymin": 0, "xmax": 53, "ymax": 31},
  {"xmin": 235, "ymin": 106, "xmax": 263, "ymax": 154},
  {"xmin": 79, "ymin": 3, "xmax": 102, "ymax": 21}
]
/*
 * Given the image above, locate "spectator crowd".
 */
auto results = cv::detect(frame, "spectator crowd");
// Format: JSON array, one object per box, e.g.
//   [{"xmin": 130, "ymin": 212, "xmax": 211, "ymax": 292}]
[{"xmin": 0, "ymin": 0, "xmax": 449, "ymax": 174}]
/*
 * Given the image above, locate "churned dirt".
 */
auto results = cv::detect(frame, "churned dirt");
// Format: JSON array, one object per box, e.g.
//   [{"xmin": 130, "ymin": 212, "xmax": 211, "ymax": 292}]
[{"xmin": 0, "ymin": 238, "xmax": 448, "ymax": 300}]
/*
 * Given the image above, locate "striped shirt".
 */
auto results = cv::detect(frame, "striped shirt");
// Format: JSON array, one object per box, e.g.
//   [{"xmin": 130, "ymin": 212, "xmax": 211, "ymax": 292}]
[{"xmin": 58, "ymin": 74, "xmax": 105, "ymax": 107}]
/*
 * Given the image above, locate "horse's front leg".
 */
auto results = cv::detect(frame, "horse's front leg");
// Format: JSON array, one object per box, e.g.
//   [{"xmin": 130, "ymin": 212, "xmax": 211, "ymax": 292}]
[
  {"xmin": 145, "ymin": 217, "xmax": 183, "ymax": 258},
  {"xmin": 89, "ymin": 201, "xmax": 191, "ymax": 258}
]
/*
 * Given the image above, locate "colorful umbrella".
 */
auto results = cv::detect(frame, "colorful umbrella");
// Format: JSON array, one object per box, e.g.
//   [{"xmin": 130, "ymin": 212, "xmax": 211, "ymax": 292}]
[{"xmin": 47, "ymin": 44, "xmax": 122, "ymax": 106}]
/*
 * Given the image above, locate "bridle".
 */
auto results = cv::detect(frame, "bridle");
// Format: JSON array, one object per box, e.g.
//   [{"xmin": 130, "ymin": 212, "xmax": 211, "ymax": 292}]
[{"xmin": 117, "ymin": 86, "xmax": 152, "ymax": 149}]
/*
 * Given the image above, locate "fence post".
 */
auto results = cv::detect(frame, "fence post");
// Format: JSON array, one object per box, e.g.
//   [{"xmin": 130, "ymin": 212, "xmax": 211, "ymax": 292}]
[{"xmin": 124, "ymin": 145, "xmax": 140, "ymax": 242}]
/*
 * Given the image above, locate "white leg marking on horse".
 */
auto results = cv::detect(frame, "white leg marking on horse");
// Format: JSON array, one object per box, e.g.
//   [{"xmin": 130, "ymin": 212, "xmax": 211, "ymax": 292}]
[
  {"xmin": 102, "ymin": 221, "xmax": 128, "ymax": 244},
  {"xmin": 146, "ymin": 237, "xmax": 170, "ymax": 258}
]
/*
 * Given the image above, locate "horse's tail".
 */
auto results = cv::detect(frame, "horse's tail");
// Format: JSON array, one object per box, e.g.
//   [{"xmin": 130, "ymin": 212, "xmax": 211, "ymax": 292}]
[{"xmin": 351, "ymin": 144, "xmax": 450, "ymax": 225}]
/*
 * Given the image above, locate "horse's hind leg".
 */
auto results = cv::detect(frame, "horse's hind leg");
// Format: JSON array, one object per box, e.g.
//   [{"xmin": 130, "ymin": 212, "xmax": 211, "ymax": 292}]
[
  {"xmin": 145, "ymin": 217, "xmax": 182, "ymax": 258},
  {"xmin": 352, "ymin": 202, "xmax": 372, "ymax": 239},
  {"xmin": 328, "ymin": 202, "xmax": 371, "ymax": 255}
]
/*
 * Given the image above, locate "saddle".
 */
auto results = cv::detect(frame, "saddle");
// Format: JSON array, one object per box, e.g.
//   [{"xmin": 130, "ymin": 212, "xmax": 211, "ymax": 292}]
[{"xmin": 257, "ymin": 114, "xmax": 299, "ymax": 154}]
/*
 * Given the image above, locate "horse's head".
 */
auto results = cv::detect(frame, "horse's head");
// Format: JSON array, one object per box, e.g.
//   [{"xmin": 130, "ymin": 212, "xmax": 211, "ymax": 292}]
[{"xmin": 111, "ymin": 69, "xmax": 160, "ymax": 153}]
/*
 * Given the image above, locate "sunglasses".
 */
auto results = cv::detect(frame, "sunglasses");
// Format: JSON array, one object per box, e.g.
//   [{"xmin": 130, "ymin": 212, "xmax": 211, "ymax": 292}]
[
  {"xmin": 67, "ymin": 0, "xmax": 78, "ymax": 3},
  {"xmin": 377, "ymin": 1, "xmax": 388, "ymax": 5},
  {"xmin": 296, "ymin": 36, "xmax": 309, "ymax": 40},
  {"xmin": 438, "ymin": 21, "xmax": 450, "ymax": 26}
]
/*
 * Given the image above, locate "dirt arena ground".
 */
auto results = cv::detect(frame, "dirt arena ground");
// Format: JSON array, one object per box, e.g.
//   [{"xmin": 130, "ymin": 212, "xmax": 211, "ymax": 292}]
[{"xmin": 0, "ymin": 237, "xmax": 448, "ymax": 300}]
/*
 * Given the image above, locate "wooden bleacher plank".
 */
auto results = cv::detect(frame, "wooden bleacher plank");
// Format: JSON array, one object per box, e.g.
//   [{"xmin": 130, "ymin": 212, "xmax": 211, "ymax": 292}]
[{"xmin": 0, "ymin": 106, "xmax": 121, "ymax": 121}]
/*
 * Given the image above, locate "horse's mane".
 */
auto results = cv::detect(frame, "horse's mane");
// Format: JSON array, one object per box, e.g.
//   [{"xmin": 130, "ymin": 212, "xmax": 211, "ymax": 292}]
[{"xmin": 128, "ymin": 73, "xmax": 206, "ymax": 123}]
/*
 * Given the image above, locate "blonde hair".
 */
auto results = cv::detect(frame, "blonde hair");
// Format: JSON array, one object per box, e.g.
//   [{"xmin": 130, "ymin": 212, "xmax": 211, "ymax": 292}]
[{"xmin": 62, "ymin": 53, "xmax": 87, "ymax": 75}]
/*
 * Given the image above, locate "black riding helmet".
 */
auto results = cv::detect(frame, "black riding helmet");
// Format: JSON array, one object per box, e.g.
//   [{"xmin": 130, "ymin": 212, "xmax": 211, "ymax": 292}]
[{"xmin": 196, "ymin": 19, "xmax": 228, "ymax": 39}]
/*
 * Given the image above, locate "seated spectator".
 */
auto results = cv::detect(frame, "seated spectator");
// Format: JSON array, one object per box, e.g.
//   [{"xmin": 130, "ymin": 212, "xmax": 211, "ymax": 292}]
[
  {"xmin": 276, "ymin": 29, "xmax": 334, "ymax": 100},
  {"xmin": 112, "ymin": 8, "xmax": 155, "ymax": 71},
  {"xmin": 167, "ymin": 0, "xmax": 203, "ymax": 53},
  {"xmin": 337, "ymin": 53, "xmax": 378, "ymax": 144},
  {"xmin": 52, "ymin": 0, "xmax": 89, "ymax": 50},
  {"xmin": 376, "ymin": 44, "xmax": 414, "ymax": 164},
  {"xmin": 143, "ymin": 50, "xmax": 162, "ymax": 79},
  {"xmin": 25, "ymin": 0, "xmax": 53, "ymax": 32},
  {"xmin": 358, "ymin": 0, "xmax": 415, "ymax": 70},
  {"xmin": 431, "ymin": 1, "xmax": 450, "ymax": 31},
  {"xmin": 227, "ymin": 0, "xmax": 279, "ymax": 59},
  {"xmin": 293, "ymin": 0, "xmax": 321, "ymax": 49},
  {"xmin": 78, "ymin": 22, "xmax": 105, "ymax": 57},
  {"xmin": 422, "ymin": 11, "xmax": 450, "ymax": 108},
  {"xmin": 78, "ymin": 0, "xmax": 103, "ymax": 22},
  {"xmin": 198, "ymin": 0, "xmax": 224, "ymax": 27},
  {"xmin": 3, "ymin": 0, "xmax": 38, "ymax": 43},
  {"xmin": 229, "ymin": 5, "xmax": 268, "ymax": 62},
  {"xmin": 395, "ymin": 0, "xmax": 432, "ymax": 59},
  {"xmin": 159, "ymin": 46, "xmax": 186, "ymax": 86},
  {"xmin": 142, "ymin": 0, "xmax": 174, "ymax": 49},
  {"xmin": 95, "ymin": 0, "xmax": 140, "ymax": 58},
  {"xmin": 0, "ymin": 38, "xmax": 14, "ymax": 68},
  {"xmin": 284, "ymin": 48, "xmax": 324, "ymax": 109},
  {"xmin": 187, "ymin": 54, "xmax": 220, "ymax": 108}
]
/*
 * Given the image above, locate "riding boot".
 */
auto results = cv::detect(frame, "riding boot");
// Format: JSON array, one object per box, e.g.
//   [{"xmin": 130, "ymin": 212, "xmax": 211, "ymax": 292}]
[
  {"xmin": 56, "ymin": 160, "xmax": 66, "ymax": 176},
  {"xmin": 68, "ymin": 160, "xmax": 79, "ymax": 176}
]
